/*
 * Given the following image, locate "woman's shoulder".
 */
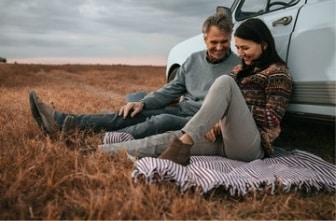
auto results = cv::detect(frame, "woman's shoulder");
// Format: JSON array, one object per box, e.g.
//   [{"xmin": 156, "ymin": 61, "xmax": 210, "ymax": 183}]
[
  {"xmin": 260, "ymin": 63, "xmax": 292, "ymax": 79},
  {"xmin": 263, "ymin": 63, "xmax": 289, "ymax": 74}
]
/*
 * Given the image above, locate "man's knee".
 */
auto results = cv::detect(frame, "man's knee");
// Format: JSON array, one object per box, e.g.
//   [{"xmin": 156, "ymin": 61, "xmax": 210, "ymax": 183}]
[
  {"xmin": 148, "ymin": 114, "xmax": 188, "ymax": 128},
  {"xmin": 148, "ymin": 114, "xmax": 176, "ymax": 124}
]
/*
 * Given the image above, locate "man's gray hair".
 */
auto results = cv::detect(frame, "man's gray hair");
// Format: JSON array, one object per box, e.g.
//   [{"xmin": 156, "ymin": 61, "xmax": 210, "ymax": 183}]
[{"xmin": 202, "ymin": 11, "xmax": 233, "ymax": 35}]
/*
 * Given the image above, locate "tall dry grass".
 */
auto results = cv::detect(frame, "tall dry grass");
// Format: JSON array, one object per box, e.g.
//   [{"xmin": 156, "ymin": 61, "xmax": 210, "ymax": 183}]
[{"xmin": 0, "ymin": 64, "xmax": 334, "ymax": 220}]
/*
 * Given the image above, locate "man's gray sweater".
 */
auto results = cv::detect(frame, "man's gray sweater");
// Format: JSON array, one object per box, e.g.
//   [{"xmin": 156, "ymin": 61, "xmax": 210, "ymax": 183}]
[{"xmin": 141, "ymin": 50, "xmax": 240, "ymax": 115}]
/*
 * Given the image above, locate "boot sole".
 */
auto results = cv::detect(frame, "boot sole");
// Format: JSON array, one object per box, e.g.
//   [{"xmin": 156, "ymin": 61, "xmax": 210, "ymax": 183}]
[
  {"xmin": 29, "ymin": 90, "xmax": 47, "ymax": 133},
  {"xmin": 29, "ymin": 90, "xmax": 56, "ymax": 135}
]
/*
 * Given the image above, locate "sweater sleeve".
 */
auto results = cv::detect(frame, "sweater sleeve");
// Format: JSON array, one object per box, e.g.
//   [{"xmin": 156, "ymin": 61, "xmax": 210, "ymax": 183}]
[
  {"xmin": 140, "ymin": 63, "xmax": 188, "ymax": 109},
  {"xmin": 252, "ymin": 69, "xmax": 293, "ymax": 128}
]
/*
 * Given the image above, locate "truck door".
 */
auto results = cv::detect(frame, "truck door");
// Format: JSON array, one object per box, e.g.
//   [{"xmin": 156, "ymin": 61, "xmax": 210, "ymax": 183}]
[{"xmin": 232, "ymin": 0, "xmax": 305, "ymax": 62}]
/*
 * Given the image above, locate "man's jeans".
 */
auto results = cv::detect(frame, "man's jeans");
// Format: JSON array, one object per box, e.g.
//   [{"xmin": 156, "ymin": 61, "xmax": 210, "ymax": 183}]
[{"xmin": 54, "ymin": 105, "xmax": 192, "ymax": 139}]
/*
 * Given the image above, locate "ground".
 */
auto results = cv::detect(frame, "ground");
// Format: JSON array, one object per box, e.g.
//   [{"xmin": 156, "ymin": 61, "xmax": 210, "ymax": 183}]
[{"xmin": 0, "ymin": 64, "xmax": 334, "ymax": 220}]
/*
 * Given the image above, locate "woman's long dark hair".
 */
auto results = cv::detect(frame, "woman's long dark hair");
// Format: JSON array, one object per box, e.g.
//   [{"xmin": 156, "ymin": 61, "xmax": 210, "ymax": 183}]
[{"xmin": 234, "ymin": 18, "xmax": 286, "ymax": 70}]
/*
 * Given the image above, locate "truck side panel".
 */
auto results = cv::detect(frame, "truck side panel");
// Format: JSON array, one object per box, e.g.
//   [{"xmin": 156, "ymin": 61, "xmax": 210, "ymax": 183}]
[{"xmin": 286, "ymin": 0, "xmax": 335, "ymax": 118}]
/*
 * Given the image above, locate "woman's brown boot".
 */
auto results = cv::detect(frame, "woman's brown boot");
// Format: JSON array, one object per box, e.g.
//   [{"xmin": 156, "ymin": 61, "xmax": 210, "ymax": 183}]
[{"xmin": 158, "ymin": 137, "xmax": 192, "ymax": 166}]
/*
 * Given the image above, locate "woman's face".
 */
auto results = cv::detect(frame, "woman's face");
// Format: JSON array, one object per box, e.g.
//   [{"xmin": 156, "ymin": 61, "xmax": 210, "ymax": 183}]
[{"xmin": 234, "ymin": 37, "xmax": 265, "ymax": 65}]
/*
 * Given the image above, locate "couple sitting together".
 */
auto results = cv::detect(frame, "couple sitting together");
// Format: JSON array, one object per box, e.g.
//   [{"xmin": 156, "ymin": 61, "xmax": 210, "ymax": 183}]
[{"xmin": 29, "ymin": 12, "xmax": 293, "ymax": 166}]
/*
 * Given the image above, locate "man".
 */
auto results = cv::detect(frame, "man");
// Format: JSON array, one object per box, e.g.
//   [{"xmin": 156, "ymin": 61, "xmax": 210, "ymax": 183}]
[{"xmin": 30, "ymin": 11, "xmax": 240, "ymax": 140}]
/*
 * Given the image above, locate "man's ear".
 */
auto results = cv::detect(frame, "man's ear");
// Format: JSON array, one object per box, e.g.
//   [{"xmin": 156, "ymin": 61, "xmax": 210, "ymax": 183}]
[{"xmin": 203, "ymin": 34, "xmax": 207, "ymax": 42}]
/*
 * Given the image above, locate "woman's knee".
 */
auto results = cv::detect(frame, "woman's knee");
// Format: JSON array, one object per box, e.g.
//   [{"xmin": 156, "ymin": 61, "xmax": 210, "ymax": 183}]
[
  {"xmin": 214, "ymin": 75, "xmax": 235, "ymax": 87},
  {"xmin": 209, "ymin": 75, "xmax": 235, "ymax": 96}
]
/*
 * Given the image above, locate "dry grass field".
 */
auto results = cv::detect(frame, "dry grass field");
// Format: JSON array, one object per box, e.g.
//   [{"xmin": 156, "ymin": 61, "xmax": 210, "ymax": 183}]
[{"xmin": 0, "ymin": 64, "xmax": 334, "ymax": 220}]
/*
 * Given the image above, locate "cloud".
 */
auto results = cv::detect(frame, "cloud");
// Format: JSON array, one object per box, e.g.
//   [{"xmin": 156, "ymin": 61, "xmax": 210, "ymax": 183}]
[{"xmin": 0, "ymin": 0, "xmax": 231, "ymax": 65}]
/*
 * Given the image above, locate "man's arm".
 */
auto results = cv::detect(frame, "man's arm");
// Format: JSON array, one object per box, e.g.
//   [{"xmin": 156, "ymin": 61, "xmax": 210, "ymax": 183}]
[{"xmin": 140, "ymin": 63, "xmax": 188, "ymax": 109}]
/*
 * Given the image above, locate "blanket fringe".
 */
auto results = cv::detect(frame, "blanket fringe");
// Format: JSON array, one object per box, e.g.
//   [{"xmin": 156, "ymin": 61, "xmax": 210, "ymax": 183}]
[{"xmin": 131, "ymin": 149, "xmax": 336, "ymax": 196}]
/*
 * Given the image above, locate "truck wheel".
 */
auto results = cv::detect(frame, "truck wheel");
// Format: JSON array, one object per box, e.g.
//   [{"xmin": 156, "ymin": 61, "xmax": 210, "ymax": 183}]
[
  {"xmin": 167, "ymin": 67, "xmax": 182, "ymax": 104},
  {"xmin": 167, "ymin": 67, "xmax": 179, "ymax": 83}
]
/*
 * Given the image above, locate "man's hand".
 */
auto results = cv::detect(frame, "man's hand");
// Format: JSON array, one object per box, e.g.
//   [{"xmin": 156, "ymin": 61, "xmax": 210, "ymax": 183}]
[
  {"xmin": 119, "ymin": 102, "xmax": 145, "ymax": 118},
  {"xmin": 205, "ymin": 121, "xmax": 221, "ymax": 142}
]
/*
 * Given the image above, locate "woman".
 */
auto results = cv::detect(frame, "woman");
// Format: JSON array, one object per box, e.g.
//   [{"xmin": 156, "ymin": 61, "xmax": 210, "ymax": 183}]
[
  {"xmin": 157, "ymin": 18, "xmax": 292, "ymax": 165},
  {"xmin": 101, "ymin": 18, "xmax": 293, "ymax": 165}
]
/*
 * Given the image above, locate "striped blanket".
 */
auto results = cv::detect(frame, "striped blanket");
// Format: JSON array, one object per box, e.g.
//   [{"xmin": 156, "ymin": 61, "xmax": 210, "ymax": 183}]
[{"xmin": 131, "ymin": 148, "xmax": 336, "ymax": 196}]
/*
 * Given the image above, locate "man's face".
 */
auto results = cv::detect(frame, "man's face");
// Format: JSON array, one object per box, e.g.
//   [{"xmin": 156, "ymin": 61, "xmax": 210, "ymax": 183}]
[{"xmin": 204, "ymin": 26, "xmax": 231, "ymax": 60}]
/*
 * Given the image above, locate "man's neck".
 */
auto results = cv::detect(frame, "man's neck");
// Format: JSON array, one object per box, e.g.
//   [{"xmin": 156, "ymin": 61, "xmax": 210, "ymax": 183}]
[{"xmin": 206, "ymin": 50, "xmax": 231, "ymax": 64}]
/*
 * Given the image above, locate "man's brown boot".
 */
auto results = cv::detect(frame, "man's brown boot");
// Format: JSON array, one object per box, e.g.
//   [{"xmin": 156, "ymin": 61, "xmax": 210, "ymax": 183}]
[
  {"xmin": 29, "ymin": 90, "xmax": 58, "ymax": 137},
  {"xmin": 158, "ymin": 137, "xmax": 192, "ymax": 166}
]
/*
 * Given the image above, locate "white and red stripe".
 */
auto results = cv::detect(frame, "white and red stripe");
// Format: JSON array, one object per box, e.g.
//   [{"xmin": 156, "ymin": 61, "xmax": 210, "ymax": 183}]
[
  {"xmin": 103, "ymin": 132, "xmax": 134, "ymax": 144},
  {"xmin": 132, "ymin": 148, "xmax": 336, "ymax": 196}
]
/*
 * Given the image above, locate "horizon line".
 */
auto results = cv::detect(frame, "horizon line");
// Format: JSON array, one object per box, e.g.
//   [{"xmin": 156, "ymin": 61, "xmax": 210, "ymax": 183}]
[{"xmin": 6, "ymin": 56, "xmax": 167, "ymax": 66}]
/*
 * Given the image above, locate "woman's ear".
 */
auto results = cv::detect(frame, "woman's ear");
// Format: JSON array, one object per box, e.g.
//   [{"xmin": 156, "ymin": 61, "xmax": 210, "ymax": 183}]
[{"xmin": 262, "ymin": 42, "xmax": 268, "ymax": 50}]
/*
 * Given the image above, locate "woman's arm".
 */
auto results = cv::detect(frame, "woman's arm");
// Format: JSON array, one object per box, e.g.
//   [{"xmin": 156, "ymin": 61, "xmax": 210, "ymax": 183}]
[{"xmin": 252, "ymin": 66, "xmax": 293, "ymax": 128}]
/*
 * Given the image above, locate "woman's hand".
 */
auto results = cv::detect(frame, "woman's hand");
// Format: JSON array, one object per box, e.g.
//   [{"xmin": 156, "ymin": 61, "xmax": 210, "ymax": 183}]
[
  {"xmin": 260, "ymin": 125, "xmax": 281, "ymax": 156},
  {"xmin": 205, "ymin": 121, "xmax": 221, "ymax": 142},
  {"xmin": 262, "ymin": 125, "xmax": 281, "ymax": 143}
]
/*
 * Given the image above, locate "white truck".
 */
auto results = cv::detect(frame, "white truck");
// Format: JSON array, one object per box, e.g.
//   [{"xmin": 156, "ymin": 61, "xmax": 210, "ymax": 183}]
[{"xmin": 165, "ymin": 0, "xmax": 335, "ymax": 122}]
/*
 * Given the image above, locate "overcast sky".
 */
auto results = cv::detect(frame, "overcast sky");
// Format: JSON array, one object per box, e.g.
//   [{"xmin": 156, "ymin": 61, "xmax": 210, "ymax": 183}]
[{"xmin": 0, "ymin": 0, "xmax": 234, "ymax": 65}]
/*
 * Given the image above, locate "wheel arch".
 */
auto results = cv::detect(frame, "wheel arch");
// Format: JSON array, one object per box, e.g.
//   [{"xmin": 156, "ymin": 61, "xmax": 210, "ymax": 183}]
[{"xmin": 166, "ymin": 64, "xmax": 181, "ymax": 83}]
